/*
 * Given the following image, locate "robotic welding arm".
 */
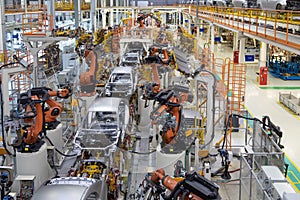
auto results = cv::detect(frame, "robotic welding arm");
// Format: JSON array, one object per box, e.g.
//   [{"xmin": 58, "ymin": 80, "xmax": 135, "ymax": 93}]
[
  {"xmin": 151, "ymin": 168, "xmax": 221, "ymax": 200},
  {"xmin": 11, "ymin": 86, "xmax": 72, "ymax": 151}
]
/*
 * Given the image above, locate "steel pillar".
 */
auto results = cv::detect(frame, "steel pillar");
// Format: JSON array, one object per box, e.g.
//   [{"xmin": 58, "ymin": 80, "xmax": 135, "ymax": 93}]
[
  {"xmin": 0, "ymin": 0, "xmax": 6, "ymax": 52},
  {"xmin": 90, "ymin": 0, "xmax": 96, "ymax": 32},
  {"xmin": 239, "ymin": 36, "xmax": 246, "ymax": 63},
  {"xmin": 233, "ymin": 32, "xmax": 239, "ymax": 51},
  {"xmin": 74, "ymin": 0, "xmax": 80, "ymax": 28},
  {"xmin": 116, "ymin": 0, "xmax": 119, "ymax": 25},
  {"xmin": 47, "ymin": 0, "xmax": 55, "ymax": 30},
  {"xmin": 259, "ymin": 42, "xmax": 267, "ymax": 68},
  {"xmin": 102, "ymin": 9, "xmax": 107, "ymax": 28},
  {"xmin": 210, "ymin": 23, "xmax": 214, "ymax": 54},
  {"xmin": 110, "ymin": 9, "xmax": 114, "ymax": 27}
]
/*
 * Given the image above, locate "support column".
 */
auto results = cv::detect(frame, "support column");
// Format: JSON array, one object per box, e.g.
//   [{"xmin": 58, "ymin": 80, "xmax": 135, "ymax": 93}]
[
  {"xmin": 188, "ymin": 17, "xmax": 191, "ymax": 34},
  {"xmin": 110, "ymin": 9, "xmax": 114, "ymax": 27},
  {"xmin": 74, "ymin": 0, "xmax": 80, "ymax": 28},
  {"xmin": 102, "ymin": 9, "xmax": 107, "ymax": 28},
  {"xmin": 0, "ymin": 0, "xmax": 6, "ymax": 52},
  {"xmin": 116, "ymin": 0, "xmax": 119, "ymax": 25},
  {"xmin": 239, "ymin": 36, "xmax": 246, "ymax": 64},
  {"xmin": 233, "ymin": 32, "xmax": 239, "ymax": 51},
  {"xmin": 90, "ymin": 0, "xmax": 96, "ymax": 32},
  {"xmin": 109, "ymin": 0, "xmax": 114, "ymax": 27},
  {"xmin": 210, "ymin": 23, "xmax": 214, "ymax": 54},
  {"xmin": 47, "ymin": 0, "xmax": 55, "ymax": 31},
  {"xmin": 131, "ymin": 10, "xmax": 135, "ymax": 27},
  {"xmin": 24, "ymin": 0, "xmax": 28, "ymax": 13},
  {"xmin": 259, "ymin": 41, "xmax": 267, "ymax": 67},
  {"xmin": 206, "ymin": 23, "xmax": 210, "ymax": 45},
  {"xmin": 174, "ymin": 12, "xmax": 177, "ymax": 26},
  {"xmin": 39, "ymin": 0, "xmax": 42, "ymax": 9}
]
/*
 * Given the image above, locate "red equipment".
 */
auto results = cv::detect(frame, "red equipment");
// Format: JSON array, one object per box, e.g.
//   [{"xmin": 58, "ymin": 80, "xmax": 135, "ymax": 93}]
[{"xmin": 259, "ymin": 67, "xmax": 268, "ymax": 85}]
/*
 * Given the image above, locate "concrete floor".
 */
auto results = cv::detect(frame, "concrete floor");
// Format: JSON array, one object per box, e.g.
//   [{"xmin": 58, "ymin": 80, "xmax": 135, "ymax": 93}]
[{"xmin": 206, "ymin": 40, "xmax": 300, "ymax": 170}]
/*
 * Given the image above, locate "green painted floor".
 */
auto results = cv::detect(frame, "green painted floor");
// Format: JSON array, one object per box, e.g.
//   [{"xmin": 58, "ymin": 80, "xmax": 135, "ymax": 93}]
[{"xmin": 285, "ymin": 155, "xmax": 300, "ymax": 192}]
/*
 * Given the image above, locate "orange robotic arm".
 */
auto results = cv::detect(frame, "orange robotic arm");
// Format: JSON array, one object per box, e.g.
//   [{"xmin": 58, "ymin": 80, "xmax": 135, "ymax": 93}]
[
  {"xmin": 13, "ymin": 86, "xmax": 71, "ymax": 148},
  {"xmin": 151, "ymin": 169, "xmax": 220, "ymax": 200},
  {"xmin": 23, "ymin": 102, "xmax": 43, "ymax": 145},
  {"xmin": 79, "ymin": 50, "xmax": 96, "ymax": 85},
  {"xmin": 45, "ymin": 87, "xmax": 71, "ymax": 124},
  {"xmin": 151, "ymin": 169, "xmax": 202, "ymax": 200},
  {"xmin": 151, "ymin": 90, "xmax": 182, "ymax": 145}
]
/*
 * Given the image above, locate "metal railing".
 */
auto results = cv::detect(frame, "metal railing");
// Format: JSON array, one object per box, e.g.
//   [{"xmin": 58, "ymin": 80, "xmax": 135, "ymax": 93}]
[
  {"xmin": 239, "ymin": 155, "xmax": 273, "ymax": 200},
  {"xmin": 188, "ymin": 6, "xmax": 300, "ymax": 52},
  {"xmin": 237, "ymin": 117, "xmax": 286, "ymax": 199},
  {"xmin": 22, "ymin": 13, "xmax": 53, "ymax": 36},
  {"xmin": 251, "ymin": 120, "xmax": 285, "ymax": 171}
]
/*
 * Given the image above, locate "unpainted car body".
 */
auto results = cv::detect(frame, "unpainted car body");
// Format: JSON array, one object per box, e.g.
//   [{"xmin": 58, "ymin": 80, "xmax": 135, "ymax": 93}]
[
  {"xmin": 74, "ymin": 97, "xmax": 129, "ymax": 150},
  {"xmin": 105, "ymin": 67, "xmax": 137, "ymax": 97},
  {"xmin": 31, "ymin": 177, "xmax": 107, "ymax": 200},
  {"xmin": 232, "ymin": 0, "xmax": 258, "ymax": 7},
  {"xmin": 189, "ymin": 0, "xmax": 227, "ymax": 6},
  {"xmin": 257, "ymin": 0, "xmax": 287, "ymax": 9},
  {"xmin": 120, "ymin": 52, "xmax": 142, "ymax": 68}
]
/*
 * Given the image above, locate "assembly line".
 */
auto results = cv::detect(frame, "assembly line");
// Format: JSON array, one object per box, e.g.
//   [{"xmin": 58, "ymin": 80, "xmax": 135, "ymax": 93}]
[{"xmin": 1, "ymin": 1, "xmax": 300, "ymax": 200}]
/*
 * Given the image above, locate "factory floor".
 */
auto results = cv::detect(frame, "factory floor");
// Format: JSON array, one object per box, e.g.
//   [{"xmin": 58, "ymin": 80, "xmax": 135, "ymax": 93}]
[{"xmin": 207, "ymin": 40, "xmax": 300, "ymax": 193}]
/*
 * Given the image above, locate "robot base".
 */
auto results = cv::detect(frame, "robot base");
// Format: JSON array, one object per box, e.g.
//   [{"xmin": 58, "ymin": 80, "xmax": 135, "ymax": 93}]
[
  {"xmin": 16, "ymin": 139, "xmax": 45, "ymax": 153},
  {"xmin": 13, "ymin": 143, "xmax": 54, "ymax": 193},
  {"xmin": 45, "ymin": 123, "xmax": 65, "ymax": 166},
  {"xmin": 156, "ymin": 144, "xmax": 186, "ymax": 176}
]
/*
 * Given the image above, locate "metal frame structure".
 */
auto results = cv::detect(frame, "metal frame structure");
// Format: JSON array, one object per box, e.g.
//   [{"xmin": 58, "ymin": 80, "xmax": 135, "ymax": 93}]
[{"xmin": 187, "ymin": 6, "xmax": 300, "ymax": 54}]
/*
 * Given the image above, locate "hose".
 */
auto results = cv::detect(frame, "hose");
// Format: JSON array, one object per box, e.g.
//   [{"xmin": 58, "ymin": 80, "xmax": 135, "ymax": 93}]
[
  {"xmin": 0, "ymin": 85, "xmax": 14, "ymax": 156},
  {"xmin": 181, "ymin": 189, "xmax": 190, "ymax": 200},
  {"xmin": 45, "ymin": 135, "xmax": 78, "ymax": 157},
  {"xmin": 162, "ymin": 180, "xmax": 184, "ymax": 200},
  {"xmin": 51, "ymin": 152, "xmax": 58, "ymax": 177},
  {"xmin": 173, "ymin": 188, "xmax": 183, "ymax": 199}
]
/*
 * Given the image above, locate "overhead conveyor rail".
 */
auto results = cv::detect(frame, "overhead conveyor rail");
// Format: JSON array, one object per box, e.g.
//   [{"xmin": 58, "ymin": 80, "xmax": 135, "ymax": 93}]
[{"xmin": 187, "ymin": 6, "xmax": 300, "ymax": 55}]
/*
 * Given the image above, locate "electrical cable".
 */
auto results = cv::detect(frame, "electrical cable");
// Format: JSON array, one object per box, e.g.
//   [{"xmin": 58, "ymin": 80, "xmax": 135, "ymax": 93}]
[
  {"xmin": 51, "ymin": 152, "xmax": 58, "ymax": 177},
  {"xmin": 193, "ymin": 67, "xmax": 217, "ymax": 149},
  {"xmin": 173, "ymin": 188, "xmax": 183, "ymax": 199},
  {"xmin": 0, "ymin": 83, "xmax": 14, "ymax": 156},
  {"xmin": 221, "ymin": 113, "xmax": 262, "ymax": 150},
  {"xmin": 45, "ymin": 135, "xmax": 78, "ymax": 157},
  {"xmin": 228, "ymin": 168, "xmax": 240, "ymax": 173},
  {"xmin": 1, "ymin": 155, "xmax": 5, "ymax": 166},
  {"xmin": 247, "ymin": 136, "xmax": 253, "ymax": 146},
  {"xmin": 162, "ymin": 180, "xmax": 184, "ymax": 200},
  {"xmin": 181, "ymin": 189, "xmax": 190, "ymax": 200}
]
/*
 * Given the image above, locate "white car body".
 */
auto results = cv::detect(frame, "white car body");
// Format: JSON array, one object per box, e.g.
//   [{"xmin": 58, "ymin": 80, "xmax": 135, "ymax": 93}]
[
  {"xmin": 257, "ymin": 0, "xmax": 287, "ymax": 9},
  {"xmin": 105, "ymin": 67, "xmax": 137, "ymax": 98},
  {"xmin": 198, "ymin": 0, "xmax": 227, "ymax": 6}
]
